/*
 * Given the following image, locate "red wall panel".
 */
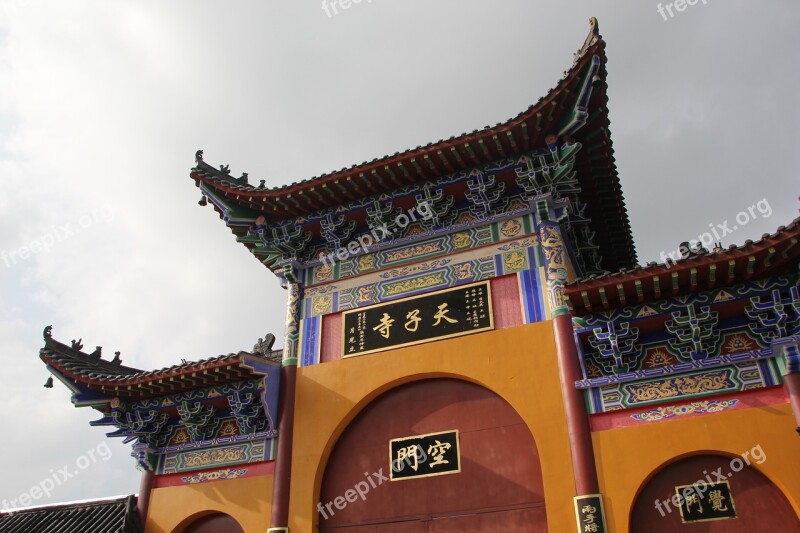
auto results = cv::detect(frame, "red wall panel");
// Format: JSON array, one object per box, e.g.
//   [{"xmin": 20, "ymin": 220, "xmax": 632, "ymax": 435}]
[
  {"xmin": 319, "ymin": 379, "xmax": 547, "ymax": 532},
  {"xmin": 490, "ymin": 274, "xmax": 523, "ymax": 329}
]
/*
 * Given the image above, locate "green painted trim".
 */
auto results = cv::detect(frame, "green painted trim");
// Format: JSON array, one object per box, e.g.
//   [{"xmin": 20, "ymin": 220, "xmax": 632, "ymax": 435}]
[
  {"xmin": 490, "ymin": 220, "xmax": 500, "ymax": 242},
  {"xmin": 202, "ymin": 186, "xmax": 261, "ymax": 221},
  {"xmin": 522, "ymin": 213, "xmax": 534, "ymax": 235},
  {"xmin": 552, "ymin": 305, "xmax": 572, "ymax": 318},
  {"xmin": 776, "ymin": 354, "xmax": 788, "ymax": 376}
]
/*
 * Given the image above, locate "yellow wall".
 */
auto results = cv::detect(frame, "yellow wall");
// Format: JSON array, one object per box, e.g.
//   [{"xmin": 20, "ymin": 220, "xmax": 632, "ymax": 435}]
[
  {"xmin": 594, "ymin": 402, "xmax": 800, "ymax": 531},
  {"xmin": 145, "ymin": 474, "xmax": 273, "ymax": 533},
  {"xmin": 287, "ymin": 321, "xmax": 579, "ymax": 532},
  {"xmin": 141, "ymin": 321, "xmax": 800, "ymax": 533}
]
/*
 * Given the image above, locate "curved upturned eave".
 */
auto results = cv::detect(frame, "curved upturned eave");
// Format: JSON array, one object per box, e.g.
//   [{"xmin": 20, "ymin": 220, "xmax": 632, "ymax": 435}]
[
  {"xmin": 565, "ymin": 217, "xmax": 800, "ymax": 316},
  {"xmin": 39, "ymin": 336, "xmax": 281, "ymax": 398},
  {"xmin": 190, "ymin": 18, "xmax": 638, "ymax": 271},
  {"xmin": 190, "ymin": 18, "xmax": 606, "ymax": 204}
]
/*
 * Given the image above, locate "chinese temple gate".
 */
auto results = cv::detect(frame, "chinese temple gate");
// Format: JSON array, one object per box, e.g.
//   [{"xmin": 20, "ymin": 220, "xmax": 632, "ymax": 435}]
[{"xmin": 35, "ymin": 18, "xmax": 800, "ymax": 533}]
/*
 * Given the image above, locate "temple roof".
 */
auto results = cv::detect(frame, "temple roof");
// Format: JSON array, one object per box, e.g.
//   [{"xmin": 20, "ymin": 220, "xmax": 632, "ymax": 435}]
[
  {"xmin": 0, "ymin": 495, "xmax": 141, "ymax": 533},
  {"xmin": 40, "ymin": 327, "xmax": 281, "ymax": 401},
  {"xmin": 565, "ymin": 216, "xmax": 800, "ymax": 315},
  {"xmin": 190, "ymin": 18, "xmax": 637, "ymax": 273}
]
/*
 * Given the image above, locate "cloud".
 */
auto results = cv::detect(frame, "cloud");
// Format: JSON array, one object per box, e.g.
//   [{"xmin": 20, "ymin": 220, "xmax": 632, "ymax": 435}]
[{"xmin": 0, "ymin": 0, "xmax": 797, "ymax": 506}]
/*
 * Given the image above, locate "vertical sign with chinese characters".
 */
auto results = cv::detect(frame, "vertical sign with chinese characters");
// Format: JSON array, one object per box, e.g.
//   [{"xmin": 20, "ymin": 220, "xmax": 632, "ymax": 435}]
[
  {"xmin": 573, "ymin": 494, "xmax": 607, "ymax": 533},
  {"xmin": 342, "ymin": 282, "xmax": 493, "ymax": 357},
  {"xmin": 676, "ymin": 481, "xmax": 737, "ymax": 523},
  {"xmin": 389, "ymin": 430, "xmax": 461, "ymax": 481}
]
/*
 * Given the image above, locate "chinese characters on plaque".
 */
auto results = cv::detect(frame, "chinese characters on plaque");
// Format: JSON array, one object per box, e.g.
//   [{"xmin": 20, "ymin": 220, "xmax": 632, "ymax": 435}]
[
  {"xmin": 342, "ymin": 282, "xmax": 493, "ymax": 357},
  {"xmin": 573, "ymin": 494, "xmax": 607, "ymax": 533},
  {"xmin": 389, "ymin": 430, "xmax": 461, "ymax": 481},
  {"xmin": 676, "ymin": 481, "xmax": 737, "ymax": 523}
]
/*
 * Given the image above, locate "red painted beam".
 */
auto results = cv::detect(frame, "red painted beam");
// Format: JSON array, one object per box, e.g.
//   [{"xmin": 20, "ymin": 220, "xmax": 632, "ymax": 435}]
[
  {"xmin": 270, "ymin": 364, "xmax": 297, "ymax": 529},
  {"xmin": 137, "ymin": 469, "xmax": 154, "ymax": 524},
  {"xmin": 785, "ymin": 372, "xmax": 800, "ymax": 432},
  {"xmin": 553, "ymin": 313, "xmax": 600, "ymax": 495}
]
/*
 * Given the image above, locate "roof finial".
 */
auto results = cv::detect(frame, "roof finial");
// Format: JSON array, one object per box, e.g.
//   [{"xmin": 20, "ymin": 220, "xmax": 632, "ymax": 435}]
[
  {"xmin": 575, "ymin": 17, "xmax": 601, "ymax": 64},
  {"xmin": 253, "ymin": 333, "xmax": 276, "ymax": 355},
  {"xmin": 195, "ymin": 149, "xmax": 204, "ymax": 163},
  {"xmin": 589, "ymin": 17, "xmax": 599, "ymax": 36}
]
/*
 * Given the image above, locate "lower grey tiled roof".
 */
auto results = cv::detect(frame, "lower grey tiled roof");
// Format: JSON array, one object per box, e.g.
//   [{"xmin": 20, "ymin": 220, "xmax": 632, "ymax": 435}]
[{"xmin": 0, "ymin": 495, "xmax": 141, "ymax": 533}]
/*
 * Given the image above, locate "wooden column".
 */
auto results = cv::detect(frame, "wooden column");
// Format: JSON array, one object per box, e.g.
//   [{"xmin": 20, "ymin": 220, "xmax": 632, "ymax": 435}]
[
  {"xmin": 553, "ymin": 313, "xmax": 600, "ymax": 494},
  {"xmin": 137, "ymin": 468, "xmax": 154, "ymax": 525},
  {"xmin": 785, "ymin": 372, "xmax": 800, "ymax": 432},
  {"xmin": 780, "ymin": 340, "xmax": 800, "ymax": 433},
  {"xmin": 269, "ymin": 281, "xmax": 302, "ymax": 533},
  {"xmin": 537, "ymin": 212, "xmax": 604, "ymax": 530}
]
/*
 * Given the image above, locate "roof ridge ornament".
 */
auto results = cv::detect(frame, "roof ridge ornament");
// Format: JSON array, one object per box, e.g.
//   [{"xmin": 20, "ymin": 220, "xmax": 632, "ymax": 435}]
[
  {"xmin": 574, "ymin": 17, "xmax": 600, "ymax": 66},
  {"xmin": 253, "ymin": 333, "xmax": 276, "ymax": 355}
]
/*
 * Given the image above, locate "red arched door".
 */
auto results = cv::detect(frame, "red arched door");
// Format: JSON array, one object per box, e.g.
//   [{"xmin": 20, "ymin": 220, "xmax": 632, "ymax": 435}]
[
  {"xmin": 319, "ymin": 378, "xmax": 547, "ymax": 532},
  {"xmin": 181, "ymin": 512, "xmax": 245, "ymax": 533},
  {"xmin": 631, "ymin": 454, "xmax": 800, "ymax": 532}
]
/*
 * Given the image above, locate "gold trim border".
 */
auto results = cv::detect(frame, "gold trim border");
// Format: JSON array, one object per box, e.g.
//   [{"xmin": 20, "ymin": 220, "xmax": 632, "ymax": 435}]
[
  {"xmin": 388, "ymin": 429, "xmax": 461, "ymax": 482},
  {"xmin": 573, "ymin": 493, "xmax": 606, "ymax": 533},
  {"xmin": 675, "ymin": 479, "xmax": 737, "ymax": 524}
]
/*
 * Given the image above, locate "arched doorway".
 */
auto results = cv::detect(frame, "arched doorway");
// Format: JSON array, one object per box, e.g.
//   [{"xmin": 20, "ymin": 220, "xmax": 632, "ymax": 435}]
[
  {"xmin": 319, "ymin": 378, "xmax": 547, "ymax": 532},
  {"xmin": 631, "ymin": 454, "xmax": 800, "ymax": 532},
  {"xmin": 180, "ymin": 512, "xmax": 245, "ymax": 533}
]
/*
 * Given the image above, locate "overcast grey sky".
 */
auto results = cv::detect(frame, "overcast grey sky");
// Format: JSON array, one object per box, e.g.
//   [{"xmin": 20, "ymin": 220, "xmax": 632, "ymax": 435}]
[{"xmin": 1, "ymin": 0, "xmax": 798, "ymax": 508}]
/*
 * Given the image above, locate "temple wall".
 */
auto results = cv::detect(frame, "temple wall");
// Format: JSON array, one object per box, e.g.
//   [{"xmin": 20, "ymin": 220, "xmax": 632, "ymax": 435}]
[
  {"xmin": 286, "ymin": 321, "xmax": 580, "ymax": 532},
  {"xmin": 145, "ymin": 473, "xmax": 273, "ymax": 533},
  {"xmin": 593, "ymin": 401, "xmax": 800, "ymax": 530}
]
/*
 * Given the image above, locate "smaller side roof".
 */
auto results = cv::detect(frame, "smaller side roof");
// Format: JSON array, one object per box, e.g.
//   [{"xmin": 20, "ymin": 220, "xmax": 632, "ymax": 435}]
[
  {"xmin": 40, "ymin": 327, "xmax": 281, "ymax": 401},
  {"xmin": 565, "ymin": 216, "xmax": 800, "ymax": 316},
  {"xmin": 0, "ymin": 495, "xmax": 141, "ymax": 533}
]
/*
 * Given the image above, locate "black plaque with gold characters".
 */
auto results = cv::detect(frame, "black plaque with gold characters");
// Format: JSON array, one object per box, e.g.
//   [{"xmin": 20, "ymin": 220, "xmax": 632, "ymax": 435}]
[
  {"xmin": 389, "ymin": 430, "xmax": 460, "ymax": 481},
  {"xmin": 342, "ymin": 281, "xmax": 493, "ymax": 357},
  {"xmin": 676, "ymin": 480, "xmax": 737, "ymax": 523},
  {"xmin": 573, "ymin": 494, "xmax": 607, "ymax": 533}
]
